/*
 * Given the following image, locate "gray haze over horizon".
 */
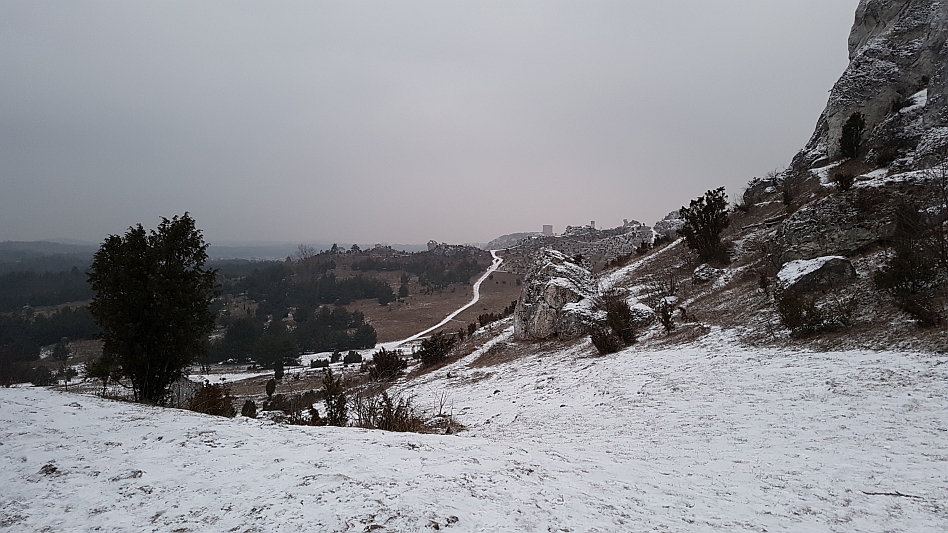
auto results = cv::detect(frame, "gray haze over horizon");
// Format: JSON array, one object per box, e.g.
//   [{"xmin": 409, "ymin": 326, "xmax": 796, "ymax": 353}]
[{"xmin": 1, "ymin": 1, "xmax": 860, "ymax": 247}]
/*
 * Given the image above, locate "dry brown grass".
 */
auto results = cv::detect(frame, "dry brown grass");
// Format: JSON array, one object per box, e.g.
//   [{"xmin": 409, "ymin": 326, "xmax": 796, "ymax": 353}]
[{"xmin": 348, "ymin": 270, "xmax": 521, "ymax": 343}]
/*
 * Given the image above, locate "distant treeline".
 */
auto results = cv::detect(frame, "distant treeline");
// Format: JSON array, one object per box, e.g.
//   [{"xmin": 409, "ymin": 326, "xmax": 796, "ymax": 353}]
[
  {"xmin": 351, "ymin": 256, "xmax": 484, "ymax": 288},
  {"xmin": 212, "ymin": 306, "xmax": 376, "ymax": 365},
  {"xmin": 0, "ymin": 267, "xmax": 94, "ymax": 313},
  {"xmin": 0, "ymin": 307, "xmax": 100, "ymax": 362},
  {"xmin": 226, "ymin": 262, "xmax": 395, "ymax": 318}
]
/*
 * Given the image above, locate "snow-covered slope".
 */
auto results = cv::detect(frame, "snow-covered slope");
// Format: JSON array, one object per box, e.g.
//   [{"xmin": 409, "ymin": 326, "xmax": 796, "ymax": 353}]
[{"xmin": 4, "ymin": 330, "xmax": 948, "ymax": 532}]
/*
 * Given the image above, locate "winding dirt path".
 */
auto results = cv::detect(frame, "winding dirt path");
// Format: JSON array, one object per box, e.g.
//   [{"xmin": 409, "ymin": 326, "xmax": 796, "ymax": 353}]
[{"xmin": 380, "ymin": 250, "xmax": 504, "ymax": 350}]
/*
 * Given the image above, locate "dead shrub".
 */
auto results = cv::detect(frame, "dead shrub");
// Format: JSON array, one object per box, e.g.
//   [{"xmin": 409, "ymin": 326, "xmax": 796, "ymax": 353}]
[
  {"xmin": 188, "ymin": 382, "xmax": 236, "ymax": 417},
  {"xmin": 352, "ymin": 391, "xmax": 424, "ymax": 432},
  {"xmin": 263, "ymin": 390, "xmax": 321, "ymax": 425},
  {"xmin": 642, "ymin": 272, "xmax": 680, "ymax": 333}
]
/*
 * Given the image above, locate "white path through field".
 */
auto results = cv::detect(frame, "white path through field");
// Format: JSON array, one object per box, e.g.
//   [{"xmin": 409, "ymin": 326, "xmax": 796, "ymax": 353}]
[{"xmin": 379, "ymin": 249, "xmax": 503, "ymax": 350}]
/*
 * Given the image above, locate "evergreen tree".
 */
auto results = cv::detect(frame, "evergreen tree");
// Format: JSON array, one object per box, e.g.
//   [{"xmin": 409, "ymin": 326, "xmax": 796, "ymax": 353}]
[
  {"xmin": 87, "ymin": 213, "xmax": 218, "ymax": 404},
  {"xmin": 321, "ymin": 368, "xmax": 347, "ymax": 427},
  {"xmin": 679, "ymin": 187, "xmax": 730, "ymax": 263},
  {"xmin": 840, "ymin": 112, "xmax": 866, "ymax": 159}
]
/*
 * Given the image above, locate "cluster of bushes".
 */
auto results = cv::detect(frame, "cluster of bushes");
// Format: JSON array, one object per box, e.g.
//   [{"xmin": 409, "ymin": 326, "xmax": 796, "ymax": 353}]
[
  {"xmin": 260, "ymin": 362, "xmax": 424, "ymax": 432},
  {"xmin": 263, "ymin": 390, "xmax": 321, "ymax": 425},
  {"xmin": 351, "ymin": 391, "xmax": 423, "ymax": 432},
  {"xmin": 188, "ymin": 382, "xmax": 237, "ymax": 417},
  {"xmin": 309, "ymin": 350, "xmax": 362, "ymax": 368},
  {"xmin": 588, "ymin": 290, "xmax": 636, "ymax": 355},
  {"xmin": 445, "ymin": 300, "xmax": 518, "ymax": 342},
  {"xmin": 776, "ymin": 289, "xmax": 858, "ymax": 336},
  {"xmin": 259, "ymin": 369, "xmax": 349, "ymax": 427}
]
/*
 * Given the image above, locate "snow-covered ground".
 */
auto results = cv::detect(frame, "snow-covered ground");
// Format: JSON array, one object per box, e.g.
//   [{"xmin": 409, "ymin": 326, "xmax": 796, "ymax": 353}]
[{"xmin": 3, "ymin": 328, "xmax": 948, "ymax": 532}]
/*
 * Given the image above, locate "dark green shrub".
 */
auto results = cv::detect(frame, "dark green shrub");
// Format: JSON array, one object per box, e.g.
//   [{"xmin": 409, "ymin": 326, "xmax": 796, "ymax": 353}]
[
  {"xmin": 589, "ymin": 325, "xmax": 623, "ymax": 355},
  {"xmin": 310, "ymin": 359, "xmax": 329, "ymax": 368},
  {"xmin": 776, "ymin": 290, "xmax": 825, "ymax": 335},
  {"xmin": 890, "ymin": 94, "xmax": 914, "ymax": 113},
  {"xmin": 840, "ymin": 112, "xmax": 865, "ymax": 159},
  {"xmin": 343, "ymin": 350, "xmax": 362, "ymax": 365},
  {"xmin": 418, "ymin": 331, "xmax": 457, "ymax": 367},
  {"xmin": 874, "ymin": 198, "xmax": 945, "ymax": 327},
  {"xmin": 679, "ymin": 187, "xmax": 730, "ymax": 264},
  {"xmin": 776, "ymin": 289, "xmax": 858, "ymax": 335},
  {"xmin": 833, "ymin": 172, "xmax": 855, "ymax": 192},
  {"xmin": 366, "ymin": 348, "xmax": 406, "ymax": 381},
  {"xmin": 588, "ymin": 290, "xmax": 636, "ymax": 355},
  {"xmin": 654, "ymin": 299, "xmax": 676, "ymax": 333},
  {"xmin": 241, "ymin": 399, "xmax": 258, "ymax": 418},
  {"xmin": 321, "ymin": 368, "xmax": 347, "ymax": 427},
  {"xmin": 265, "ymin": 377, "xmax": 276, "ymax": 399}
]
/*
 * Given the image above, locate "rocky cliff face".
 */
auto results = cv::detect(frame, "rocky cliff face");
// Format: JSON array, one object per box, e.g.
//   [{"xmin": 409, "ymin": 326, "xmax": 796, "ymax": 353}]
[
  {"xmin": 794, "ymin": 0, "xmax": 948, "ymax": 171},
  {"xmin": 512, "ymin": 249, "xmax": 597, "ymax": 341}
]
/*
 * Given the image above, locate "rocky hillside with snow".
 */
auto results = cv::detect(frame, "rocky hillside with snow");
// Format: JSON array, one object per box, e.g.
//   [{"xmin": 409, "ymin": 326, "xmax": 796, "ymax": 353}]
[{"xmin": 3, "ymin": 2, "xmax": 948, "ymax": 533}]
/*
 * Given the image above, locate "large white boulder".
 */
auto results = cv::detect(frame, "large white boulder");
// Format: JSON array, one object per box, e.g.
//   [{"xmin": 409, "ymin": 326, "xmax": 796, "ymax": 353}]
[{"xmin": 513, "ymin": 249, "xmax": 597, "ymax": 341}]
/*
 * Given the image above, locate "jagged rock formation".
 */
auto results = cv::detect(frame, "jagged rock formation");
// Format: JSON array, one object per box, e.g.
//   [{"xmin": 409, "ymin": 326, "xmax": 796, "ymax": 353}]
[
  {"xmin": 513, "ymin": 249, "xmax": 597, "ymax": 341},
  {"xmin": 792, "ymin": 0, "xmax": 948, "ymax": 172},
  {"xmin": 653, "ymin": 211, "xmax": 684, "ymax": 240},
  {"xmin": 692, "ymin": 264, "xmax": 722, "ymax": 285},
  {"xmin": 484, "ymin": 232, "xmax": 541, "ymax": 250},
  {"xmin": 776, "ymin": 256, "xmax": 857, "ymax": 294},
  {"xmin": 425, "ymin": 240, "xmax": 480, "ymax": 257},
  {"xmin": 495, "ymin": 222, "xmax": 655, "ymax": 274},
  {"xmin": 773, "ymin": 188, "xmax": 900, "ymax": 260}
]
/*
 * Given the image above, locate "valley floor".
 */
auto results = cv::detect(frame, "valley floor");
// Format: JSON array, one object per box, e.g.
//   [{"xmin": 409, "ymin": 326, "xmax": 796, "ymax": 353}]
[{"xmin": 3, "ymin": 329, "xmax": 948, "ymax": 532}]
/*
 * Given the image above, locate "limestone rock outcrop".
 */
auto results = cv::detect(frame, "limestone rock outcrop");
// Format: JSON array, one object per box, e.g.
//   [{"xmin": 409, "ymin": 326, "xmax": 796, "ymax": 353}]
[
  {"xmin": 777, "ymin": 256, "xmax": 857, "ymax": 294},
  {"xmin": 793, "ymin": 0, "xmax": 948, "ymax": 172},
  {"xmin": 513, "ymin": 249, "xmax": 597, "ymax": 341},
  {"xmin": 653, "ymin": 211, "xmax": 683, "ymax": 240},
  {"xmin": 774, "ymin": 190, "xmax": 898, "ymax": 261},
  {"xmin": 692, "ymin": 264, "xmax": 723, "ymax": 285}
]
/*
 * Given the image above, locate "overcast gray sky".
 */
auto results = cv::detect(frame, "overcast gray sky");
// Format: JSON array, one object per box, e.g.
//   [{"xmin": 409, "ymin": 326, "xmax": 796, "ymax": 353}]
[{"xmin": 1, "ymin": 1, "xmax": 859, "ymax": 246}]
